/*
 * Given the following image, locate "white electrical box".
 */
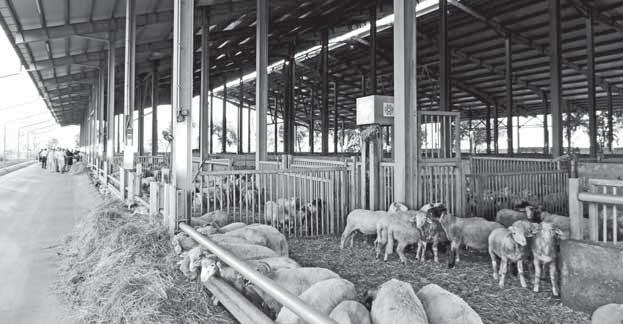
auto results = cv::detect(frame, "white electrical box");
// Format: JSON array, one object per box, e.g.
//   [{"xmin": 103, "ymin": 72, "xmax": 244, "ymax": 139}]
[{"xmin": 356, "ymin": 95, "xmax": 394, "ymax": 126}]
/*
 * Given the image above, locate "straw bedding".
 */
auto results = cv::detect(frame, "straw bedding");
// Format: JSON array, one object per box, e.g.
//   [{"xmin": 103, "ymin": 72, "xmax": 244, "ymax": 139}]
[
  {"xmin": 55, "ymin": 198, "xmax": 235, "ymax": 324},
  {"xmin": 289, "ymin": 235, "xmax": 590, "ymax": 324}
]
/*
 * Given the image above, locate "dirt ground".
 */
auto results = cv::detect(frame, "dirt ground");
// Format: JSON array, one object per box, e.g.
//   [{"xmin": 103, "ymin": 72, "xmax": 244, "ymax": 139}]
[{"xmin": 288, "ymin": 235, "xmax": 591, "ymax": 324}]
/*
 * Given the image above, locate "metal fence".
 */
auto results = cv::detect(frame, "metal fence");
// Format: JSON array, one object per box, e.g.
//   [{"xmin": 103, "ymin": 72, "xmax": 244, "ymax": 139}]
[
  {"xmin": 471, "ymin": 156, "xmax": 567, "ymax": 173},
  {"xmin": 570, "ymin": 178, "xmax": 623, "ymax": 243},
  {"xmin": 192, "ymin": 167, "xmax": 349, "ymax": 237}
]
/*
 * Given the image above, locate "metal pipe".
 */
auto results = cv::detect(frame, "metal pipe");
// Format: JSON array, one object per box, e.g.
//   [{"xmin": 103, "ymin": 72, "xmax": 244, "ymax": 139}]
[
  {"xmin": 179, "ymin": 223, "xmax": 338, "ymax": 324},
  {"xmin": 203, "ymin": 277, "xmax": 274, "ymax": 324},
  {"xmin": 579, "ymin": 192, "xmax": 623, "ymax": 205}
]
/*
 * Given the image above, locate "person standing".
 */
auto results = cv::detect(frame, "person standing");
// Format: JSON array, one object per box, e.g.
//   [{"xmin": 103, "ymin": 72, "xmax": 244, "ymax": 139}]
[
  {"xmin": 55, "ymin": 148, "xmax": 64, "ymax": 173},
  {"xmin": 47, "ymin": 148, "xmax": 56, "ymax": 172},
  {"xmin": 65, "ymin": 149, "xmax": 74, "ymax": 172},
  {"xmin": 39, "ymin": 148, "xmax": 48, "ymax": 168}
]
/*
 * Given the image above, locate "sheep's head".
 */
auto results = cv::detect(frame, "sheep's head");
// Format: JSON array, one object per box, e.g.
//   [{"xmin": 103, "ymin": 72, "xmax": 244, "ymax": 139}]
[
  {"xmin": 508, "ymin": 225, "xmax": 527, "ymax": 246},
  {"xmin": 388, "ymin": 202, "xmax": 408, "ymax": 213},
  {"xmin": 439, "ymin": 210, "xmax": 454, "ymax": 227},
  {"xmin": 538, "ymin": 222, "xmax": 565, "ymax": 241},
  {"xmin": 200, "ymin": 256, "xmax": 220, "ymax": 282}
]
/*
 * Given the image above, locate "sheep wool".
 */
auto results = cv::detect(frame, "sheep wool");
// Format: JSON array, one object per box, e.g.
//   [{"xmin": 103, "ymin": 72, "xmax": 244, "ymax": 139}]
[
  {"xmin": 370, "ymin": 279, "xmax": 428, "ymax": 324},
  {"xmin": 329, "ymin": 300, "xmax": 372, "ymax": 324},
  {"xmin": 417, "ymin": 284, "xmax": 483, "ymax": 324},
  {"xmin": 276, "ymin": 278, "xmax": 357, "ymax": 324},
  {"xmin": 591, "ymin": 304, "xmax": 623, "ymax": 324}
]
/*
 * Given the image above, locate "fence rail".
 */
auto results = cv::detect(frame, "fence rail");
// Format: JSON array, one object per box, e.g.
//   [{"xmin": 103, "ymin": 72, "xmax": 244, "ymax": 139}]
[
  {"xmin": 192, "ymin": 167, "xmax": 349, "ymax": 237},
  {"xmin": 570, "ymin": 178, "xmax": 623, "ymax": 242},
  {"xmin": 467, "ymin": 169, "xmax": 569, "ymax": 220},
  {"xmin": 471, "ymin": 156, "xmax": 567, "ymax": 173}
]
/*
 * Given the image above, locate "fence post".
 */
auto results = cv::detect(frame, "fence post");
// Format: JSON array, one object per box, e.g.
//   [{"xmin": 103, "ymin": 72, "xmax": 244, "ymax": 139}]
[
  {"xmin": 127, "ymin": 171, "xmax": 136, "ymax": 205},
  {"xmin": 103, "ymin": 161, "xmax": 109, "ymax": 187},
  {"xmin": 350, "ymin": 156, "xmax": 357, "ymax": 210},
  {"xmin": 568, "ymin": 178, "xmax": 584, "ymax": 240},
  {"xmin": 149, "ymin": 181, "xmax": 161, "ymax": 217},
  {"xmin": 360, "ymin": 138, "xmax": 367, "ymax": 209},
  {"xmin": 119, "ymin": 167, "xmax": 126, "ymax": 200}
]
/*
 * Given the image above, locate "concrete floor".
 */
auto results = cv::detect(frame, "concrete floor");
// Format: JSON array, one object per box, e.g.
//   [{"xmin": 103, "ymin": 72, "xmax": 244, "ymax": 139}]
[{"xmin": 0, "ymin": 164, "xmax": 100, "ymax": 324}]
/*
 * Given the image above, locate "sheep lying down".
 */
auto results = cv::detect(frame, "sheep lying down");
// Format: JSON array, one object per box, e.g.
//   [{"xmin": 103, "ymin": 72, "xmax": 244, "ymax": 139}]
[
  {"xmin": 366, "ymin": 279, "xmax": 428, "ymax": 324},
  {"xmin": 275, "ymin": 278, "xmax": 357, "ymax": 324},
  {"xmin": 329, "ymin": 300, "xmax": 371, "ymax": 324},
  {"xmin": 417, "ymin": 284, "xmax": 483, "ymax": 324}
]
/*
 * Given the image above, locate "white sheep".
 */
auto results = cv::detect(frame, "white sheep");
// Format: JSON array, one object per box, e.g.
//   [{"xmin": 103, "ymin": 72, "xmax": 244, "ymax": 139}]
[
  {"xmin": 531, "ymin": 222, "xmax": 564, "ymax": 296},
  {"xmin": 275, "ymin": 278, "xmax": 357, "ymax": 324},
  {"xmin": 195, "ymin": 225, "xmax": 220, "ymax": 236},
  {"xmin": 416, "ymin": 284, "xmax": 483, "ymax": 324},
  {"xmin": 495, "ymin": 206, "xmax": 538, "ymax": 227},
  {"xmin": 188, "ymin": 242, "xmax": 278, "ymax": 274},
  {"xmin": 366, "ymin": 279, "xmax": 428, "ymax": 324},
  {"xmin": 377, "ymin": 218, "xmax": 422, "ymax": 264},
  {"xmin": 487, "ymin": 225, "xmax": 529, "ymax": 289},
  {"xmin": 417, "ymin": 216, "xmax": 448, "ymax": 263},
  {"xmin": 191, "ymin": 209, "xmax": 229, "ymax": 227},
  {"xmin": 440, "ymin": 211, "xmax": 504, "ymax": 268},
  {"xmin": 199, "ymin": 256, "xmax": 244, "ymax": 291},
  {"xmin": 224, "ymin": 227, "xmax": 270, "ymax": 249},
  {"xmin": 172, "ymin": 232, "xmax": 198, "ymax": 255},
  {"xmin": 246, "ymin": 267, "xmax": 340, "ymax": 315},
  {"xmin": 340, "ymin": 209, "xmax": 389, "ymax": 249},
  {"xmin": 246, "ymin": 256, "xmax": 300, "ymax": 272},
  {"xmin": 219, "ymin": 222, "xmax": 247, "ymax": 233},
  {"xmin": 387, "ymin": 201, "xmax": 408, "ymax": 213},
  {"xmin": 329, "ymin": 300, "xmax": 372, "ymax": 324},
  {"xmin": 540, "ymin": 211, "xmax": 589, "ymax": 240},
  {"xmin": 245, "ymin": 223, "xmax": 289, "ymax": 256},
  {"xmin": 177, "ymin": 251, "xmax": 197, "ymax": 280},
  {"xmin": 591, "ymin": 304, "xmax": 623, "ymax": 324}
]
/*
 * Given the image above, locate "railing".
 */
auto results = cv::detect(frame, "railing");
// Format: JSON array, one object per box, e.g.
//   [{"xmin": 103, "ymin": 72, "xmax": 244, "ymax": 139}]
[
  {"xmin": 290, "ymin": 157, "xmax": 349, "ymax": 168},
  {"xmin": 420, "ymin": 111, "xmax": 460, "ymax": 161},
  {"xmin": 471, "ymin": 156, "xmax": 567, "ymax": 174},
  {"xmin": 136, "ymin": 154, "xmax": 171, "ymax": 169},
  {"xmin": 418, "ymin": 162, "xmax": 463, "ymax": 215},
  {"xmin": 569, "ymin": 178, "xmax": 623, "ymax": 242},
  {"xmin": 379, "ymin": 162, "xmax": 395, "ymax": 211},
  {"xmin": 257, "ymin": 160, "xmax": 280, "ymax": 170},
  {"xmin": 179, "ymin": 223, "xmax": 337, "ymax": 324},
  {"xmin": 466, "ymin": 169, "xmax": 569, "ymax": 220},
  {"xmin": 192, "ymin": 167, "xmax": 349, "ymax": 237}
]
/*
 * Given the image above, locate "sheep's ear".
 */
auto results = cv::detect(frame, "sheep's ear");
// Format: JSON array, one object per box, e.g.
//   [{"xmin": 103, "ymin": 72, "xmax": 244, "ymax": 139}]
[
  {"xmin": 554, "ymin": 229, "xmax": 565, "ymax": 238},
  {"xmin": 425, "ymin": 218, "xmax": 433, "ymax": 224}
]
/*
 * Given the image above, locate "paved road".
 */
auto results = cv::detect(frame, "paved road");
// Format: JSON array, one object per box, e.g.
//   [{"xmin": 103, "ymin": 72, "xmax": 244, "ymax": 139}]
[{"xmin": 0, "ymin": 164, "xmax": 100, "ymax": 324}]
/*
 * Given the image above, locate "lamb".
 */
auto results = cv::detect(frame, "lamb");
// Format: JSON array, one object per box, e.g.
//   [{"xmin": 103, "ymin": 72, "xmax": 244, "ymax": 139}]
[
  {"xmin": 540, "ymin": 211, "xmax": 586, "ymax": 240},
  {"xmin": 365, "ymin": 279, "xmax": 428, "ymax": 324},
  {"xmin": 188, "ymin": 242, "xmax": 278, "ymax": 273},
  {"xmin": 531, "ymin": 222, "xmax": 564, "ymax": 296},
  {"xmin": 340, "ymin": 209, "xmax": 389, "ymax": 249},
  {"xmin": 377, "ymin": 218, "xmax": 422, "ymax": 264},
  {"xmin": 195, "ymin": 225, "xmax": 220, "ymax": 236},
  {"xmin": 329, "ymin": 300, "xmax": 372, "ymax": 324},
  {"xmin": 417, "ymin": 216, "xmax": 448, "ymax": 263},
  {"xmin": 177, "ymin": 251, "xmax": 197, "ymax": 280},
  {"xmin": 199, "ymin": 256, "xmax": 244, "ymax": 291},
  {"xmin": 245, "ymin": 267, "xmax": 340, "ymax": 315},
  {"xmin": 591, "ymin": 304, "xmax": 623, "ymax": 324},
  {"xmin": 245, "ymin": 223, "xmax": 289, "ymax": 256},
  {"xmin": 275, "ymin": 278, "xmax": 357, "ymax": 324},
  {"xmin": 416, "ymin": 283, "xmax": 483, "ymax": 324},
  {"xmin": 172, "ymin": 232, "xmax": 198, "ymax": 255},
  {"xmin": 440, "ymin": 211, "xmax": 504, "ymax": 268},
  {"xmin": 191, "ymin": 209, "xmax": 229, "ymax": 227},
  {"xmin": 264, "ymin": 198, "xmax": 299, "ymax": 230},
  {"xmin": 387, "ymin": 201, "xmax": 408, "ymax": 213},
  {"xmin": 487, "ymin": 225, "xmax": 529, "ymax": 289},
  {"xmin": 495, "ymin": 206, "xmax": 538, "ymax": 227}
]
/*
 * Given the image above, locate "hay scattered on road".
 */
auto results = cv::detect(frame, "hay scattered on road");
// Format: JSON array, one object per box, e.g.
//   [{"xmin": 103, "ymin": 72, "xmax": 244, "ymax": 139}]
[
  {"xmin": 68, "ymin": 161, "xmax": 87, "ymax": 175},
  {"xmin": 289, "ymin": 236, "xmax": 590, "ymax": 324},
  {"xmin": 55, "ymin": 198, "xmax": 235, "ymax": 324}
]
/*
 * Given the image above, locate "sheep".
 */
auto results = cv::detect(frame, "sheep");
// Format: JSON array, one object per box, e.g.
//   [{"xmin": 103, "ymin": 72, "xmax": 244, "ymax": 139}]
[
  {"xmin": 540, "ymin": 211, "xmax": 583, "ymax": 240},
  {"xmin": 246, "ymin": 256, "xmax": 300, "ymax": 272},
  {"xmin": 177, "ymin": 251, "xmax": 197, "ymax": 280},
  {"xmin": 223, "ymin": 227, "xmax": 270, "ymax": 249},
  {"xmin": 219, "ymin": 222, "xmax": 247, "ymax": 233},
  {"xmin": 297, "ymin": 199, "xmax": 325, "ymax": 235},
  {"xmin": 416, "ymin": 283, "xmax": 483, "ymax": 324},
  {"xmin": 365, "ymin": 279, "xmax": 428, "ymax": 324},
  {"xmin": 245, "ymin": 223, "xmax": 289, "ymax": 256},
  {"xmin": 373, "ymin": 211, "xmax": 423, "ymax": 257},
  {"xmin": 376, "ymin": 218, "xmax": 422, "ymax": 264},
  {"xmin": 245, "ymin": 267, "xmax": 340, "ymax": 315},
  {"xmin": 531, "ymin": 222, "xmax": 564, "ymax": 296},
  {"xmin": 387, "ymin": 201, "xmax": 408, "ymax": 213},
  {"xmin": 329, "ymin": 300, "xmax": 372, "ymax": 324},
  {"xmin": 591, "ymin": 304, "xmax": 623, "ymax": 324},
  {"xmin": 495, "ymin": 205, "xmax": 538, "ymax": 227},
  {"xmin": 199, "ymin": 256, "xmax": 244, "ymax": 291},
  {"xmin": 264, "ymin": 198, "xmax": 300, "ymax": 230},
  {"xmin": 172, "ymin": 232, "xmax": 198, "ymax": 255},
  {"xmin": 341, "ymin": 209, "xmax": 420, "ymax": 249},
  {"xmin": 440, "ymin": 211, "xmax": 504, "ymax": 268},
  {"xmin": 195, "ymin": 225, "xmax": 220, "ymax": 236},
  {"xmin": 419, "ymin": 202, "xmax": 447, "ymax": 218},
  {"xmin": 188, "ymin": 242, "xmax": 278, "ymax": 273},
  {"xmin": 487, "ymin": 225, "xmax": 529, "ymax": 289},
  {"xmin": 191, "ymin": 209, "xmax": 229, "ymax": 227},
  {"xmin": 417, "ymin": 216, "xmax": 448, "ymax": 263},
  {"xmin": 275, "ymin": 278, "xmax": 357, "ymax": 324}
]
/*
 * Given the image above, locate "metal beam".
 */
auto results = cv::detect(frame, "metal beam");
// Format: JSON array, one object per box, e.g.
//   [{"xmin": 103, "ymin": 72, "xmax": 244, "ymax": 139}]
[
  {"xmin": 321, "ymin": 30, "xmax": 329, "ymax": 154},
  {"xmin": 505, "ymin": 35, "xmax": 513, "ymax": 155},
  {"xmin": 106, "ymin": 35, "xmax": 116, "ymax": 161},
  {"xmin": 439, "ymin": 0, "xmax": 450, "ymax": 111},
  {"xmin": 550, "ymin": 0, "xmax": 563, "ymax": 157},
  {"xmin": 151, "ymin": 60, "xmax": 160, "ymax": 155},
  {"xmin": 200, "ymin": 10, "xmax": 211, "ymax": 162},
  {"xmin": 607, "ymin": 85, "xmax": 613, "ymax": 152},
  {"xmin": 238, "ymin": 73, "xmax": 244, "ymax": 154},
  {"xmin": 586, "ymin": 10, "xmax": 597, "ymax": 158},
  {"xmin": 222, "ymin": 81, "xmax": 228, "ymax": 153},
  {"xmin": 369, "ymin": 5, "xmax": 377, "ymax": 95}
]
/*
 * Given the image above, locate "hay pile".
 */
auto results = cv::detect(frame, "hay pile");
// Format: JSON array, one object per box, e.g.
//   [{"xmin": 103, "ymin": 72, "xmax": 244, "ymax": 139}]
[
  {"xmin": 55, "ymin": 198, "xmax": 235, "ymax": 324},
  {"xmin": 289, "ymin": 236, "xmax": 590, "ymax": 324},
  {"xmin": 68, "ymin": 161, "xmax": 88, "ymax": 175}
]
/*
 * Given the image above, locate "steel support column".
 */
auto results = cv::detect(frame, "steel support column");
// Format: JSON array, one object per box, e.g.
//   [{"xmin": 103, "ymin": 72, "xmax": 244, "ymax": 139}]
[
  {"xmin": 494, "ymin": 104, "xmax": 499, "ymax": 154},
  {"xmin": 210, "ymin": 91, "xmax": 214, "ymax": 154},
  {"xmin": 309, "ymin": 89, "xmax": 314, "ymax": 153},
  {"xmin": 238, "ymin": 74, "xmax": 244, "ymax": 154},
  {"xmin": 393, "ymin": 0, "xmax": 417, "ymax": 207},
  {"xmin": 137, "ymin": 81, "xmax": 145, "ymax": 155},
  {"xmin": 607, "ymin": 86, "xmax": 613, "ymax": 152},
  {"xmin": 550, "ymin": 0, "xmax": 563, "ymax": 157},
  {"xmin": 98, "ymin": 68, "xmax": 105, "ymax": 158},
  {"xmin": 439, "ymin": 0, "xmax": 450, "ymax": 111},
  {"xmin": 369, "ymin": 6, "xmax": 377, "ymax": 95},
  {"xmin": 123, "ymin": 0, "xmax": 136, "ymax": 169},
  {"xmin": 333, "ymin": 82, "xmax": 338, "ymax": 153},
  {"xmin": 151, "ymin": 60, "xmax": 159, "ymax": 155},
  {"xmin": 171, "ymin": 0, "xmax": 194, "ymax": 222},
  {"xmin": 321, "ymin": 29, "xmax": 329, "ymax": 154},
  {"xmin": 586, "ymin": 10, "xmax": 597, "ymax": 158},
  {"xmin": 200, "ymin": 10, "xmax": 210, "ymax": 162},
  {"xmin": 255, "ymin": 0, "xmax": 268, "ymax": 164},
  {"xmin": 485, "ymin": 104, "xmax": 491, "ymax": 154},
  {"xmin": 505, "ymin": 34, "xmax": 513, "ymax": 155},
  {"xmin": 222, "ymin": 81, "xmax": 227, "ymax": 153},
  {"xmin": 543, "ymin": 91, "xmax": 549, "ymax": 154}
]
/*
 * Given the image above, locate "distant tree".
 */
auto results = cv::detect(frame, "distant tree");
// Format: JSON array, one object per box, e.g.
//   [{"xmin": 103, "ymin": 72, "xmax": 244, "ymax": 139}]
[{"xmin": 212, "ymin": 124, "xmax": 238, "ymax": 150}]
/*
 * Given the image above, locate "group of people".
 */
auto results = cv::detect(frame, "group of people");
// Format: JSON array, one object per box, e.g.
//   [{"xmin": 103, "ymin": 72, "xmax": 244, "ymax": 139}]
[{"xmin": 38, "ymin": 148, "xmax": 79, "ymax": 173}]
